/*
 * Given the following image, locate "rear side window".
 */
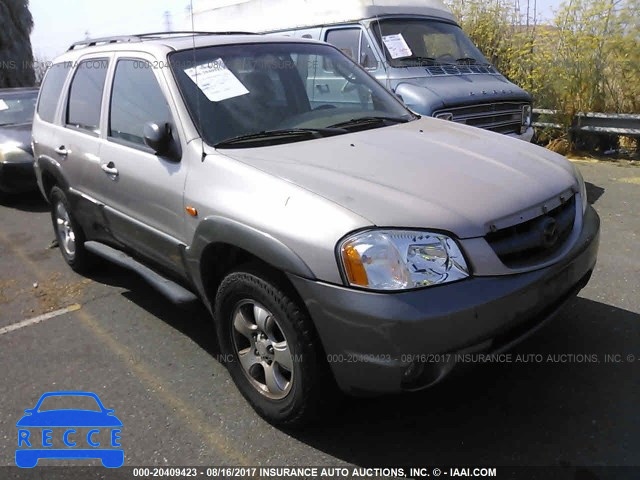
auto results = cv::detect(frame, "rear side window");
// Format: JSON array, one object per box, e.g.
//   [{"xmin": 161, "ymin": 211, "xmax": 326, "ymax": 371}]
[
  {"xmin": 37, "ymin": 63, "xmax": 71, "ymax": 123},
  {"xmin": 66, "ymin": 59, "xmax": 109, "ymax": 134},
  {"xmin": 109, "ymin": 59, "xmax": 171, "ymax": 146}
]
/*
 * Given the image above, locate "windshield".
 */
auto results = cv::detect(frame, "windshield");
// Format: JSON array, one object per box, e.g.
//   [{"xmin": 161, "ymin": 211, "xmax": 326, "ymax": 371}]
[
  {"xmin": 0, "ymin": 92, "xmax": 37, "ymax": 126},
  {"xmin": 372, "ymin": 18, "xmax": 489, "ymax": 67},
  {"xmin": 170, "ymin": 42, "xmax": 414, "ymax": 147},
  {"xmin": 37, "ymin": 395, "xmax": 102, "ymax": 412}
]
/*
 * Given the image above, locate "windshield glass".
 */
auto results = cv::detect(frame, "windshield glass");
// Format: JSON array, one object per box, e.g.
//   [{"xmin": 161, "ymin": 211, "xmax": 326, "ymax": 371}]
[
  {"xmin": 372, "ymin": 19, "xmax": 489, "ymax": 67},
  {"xmin": 0, "ymin": 92, "xmax": 37, "ymax": 126},
  {"xmin": 170, "ymin": 42, "xmax": 414, "ymax": 147},
  {"xmin": 37, "ymin": 395, "xmax": 102, "ymax": 412}
]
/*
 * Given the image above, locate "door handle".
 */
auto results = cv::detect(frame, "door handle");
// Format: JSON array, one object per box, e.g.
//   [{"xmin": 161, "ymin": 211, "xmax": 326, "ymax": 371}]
[
  {"xmin": 101, "ymin": 162, "xmax": 119, "ymax": 177},
  {"xmin": 316, "ymin": 84, "xmax": 330, "ymax": 94},
  {"xmin": 54, "ymin": 146, "xmax": 69, "ymax": 156}
]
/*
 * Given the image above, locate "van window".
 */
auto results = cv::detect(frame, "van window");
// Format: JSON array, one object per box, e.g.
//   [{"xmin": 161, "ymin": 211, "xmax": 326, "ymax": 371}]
[
  {"xmin": 37, "ymin": 63, "xmax": 71, "ymax": 123},
  {"xmin": 326, "ymin": 28, "xmax": 379, "ymax": 70},
  {"xmin": 326, "ymin": 29, "xmax": 360, "ymax": 63},
  {"xmin": 359, "ymin": 33, "xmax": 379, "ymax": 70},
  {"xmin": 66, "ymin": 59, "xmax": 109, "ymax": 134},
  {"xmin": 109, "ymin": 60, "xmax": 171, "ymax": 147},
  {"xmin": 324, "ymin": 28, "xmax": 378, "ymax": 72}
]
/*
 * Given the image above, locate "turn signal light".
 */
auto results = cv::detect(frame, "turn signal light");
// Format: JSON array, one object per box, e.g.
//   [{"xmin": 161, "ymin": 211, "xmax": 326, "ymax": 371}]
[{"xmin": 342, "ymin": 244, "xmax": 369, "ymax": 287}]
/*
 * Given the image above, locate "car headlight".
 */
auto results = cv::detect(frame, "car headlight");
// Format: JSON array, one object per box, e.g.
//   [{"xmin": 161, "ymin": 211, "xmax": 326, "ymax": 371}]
[
  {"xmin": 521, "ymin": 105, "xmax": 532, "ymax": 133},
  {"xmin": 0, "ymin": 142, "xmax": 31, "ymax": 164},
  {"xmin": 574, "ymin": 165, "xmax": 588, "ymax": 214},
  {"xmin": 339, "ymin": 230, "xmax": 469, "ymax": 291}
]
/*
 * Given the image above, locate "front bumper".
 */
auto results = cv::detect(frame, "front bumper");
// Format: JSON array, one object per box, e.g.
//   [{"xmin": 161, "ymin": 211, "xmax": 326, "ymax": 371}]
[
  {"xmin": 0, "ymin": 160, "xmax": 37, "ymax": 194},
  {"xmin": 288, "ymin": 205, "xmax": 600, "ymax": 395}
]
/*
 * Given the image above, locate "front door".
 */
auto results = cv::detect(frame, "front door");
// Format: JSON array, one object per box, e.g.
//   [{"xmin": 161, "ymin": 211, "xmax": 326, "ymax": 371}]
[{"xmin": 91, "ymin": 55, "xmax": 188, "ymax": 276}]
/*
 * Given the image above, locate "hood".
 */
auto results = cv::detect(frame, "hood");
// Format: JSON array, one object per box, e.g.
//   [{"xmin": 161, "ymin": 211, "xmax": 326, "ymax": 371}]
[
  {"xmin": 215, "ymin": 118, "xmax": 577, "ymax": 239},
  {"xmin": 16, "ymin": 410, "xmax": 123, "ymax": 428},
  {"xmin": 0, "ymin": 123, "xmax": 33, "ymax": 155},
  {"xmin": 392, "ymin": 73, "xmax": 531, "ymax": 114}
]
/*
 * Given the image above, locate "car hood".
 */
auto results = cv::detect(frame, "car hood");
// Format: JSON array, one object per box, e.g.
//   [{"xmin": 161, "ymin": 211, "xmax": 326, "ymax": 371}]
[
  {"xmin": 391, "ymin": 74, "xmax": 531, "ymax": 114},
  {"xmin": 16, "ymin": 410, "xmax": 123, "ymax": 428},
  {"xmin": 0, "ymin": 123, "xmax": 33, "ymax": 155},
  {"xmin": 214, "ymin": 118, "xmax": 577, "ymax": 239}
]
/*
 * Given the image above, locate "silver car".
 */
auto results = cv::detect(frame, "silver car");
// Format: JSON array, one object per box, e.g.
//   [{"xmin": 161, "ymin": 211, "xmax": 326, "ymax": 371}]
[{"xmin": 33, "ymin": 32, "xmax": 599, "ymax": 427}]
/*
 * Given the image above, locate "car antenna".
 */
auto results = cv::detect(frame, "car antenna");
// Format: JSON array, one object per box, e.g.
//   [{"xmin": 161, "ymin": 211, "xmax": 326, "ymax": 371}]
[{"xmin": 189, "ymin": 0, "xmax": 206, "ymax": 162}]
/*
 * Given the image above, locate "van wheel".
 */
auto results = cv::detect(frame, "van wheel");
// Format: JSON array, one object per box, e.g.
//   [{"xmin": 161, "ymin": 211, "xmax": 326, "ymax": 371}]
[
  {"xmin": 215, "ymin": 266, "xmax": 335, "ymax": 428},
  {"xmin": 50, "ymin": 186, "xmax": 94, "ymax": 273}
]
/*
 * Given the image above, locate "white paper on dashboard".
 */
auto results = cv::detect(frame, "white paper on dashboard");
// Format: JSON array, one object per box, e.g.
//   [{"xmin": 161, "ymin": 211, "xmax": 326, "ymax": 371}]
[
  {"xmin": 381, "ymin": 34, "xmax": 413, "ymax": 59},
  {"xmin": 0, "ymin": 99, "xmax": 8, "ymax": 111},
  {"xmin": 184, "ymin": 58, "xmax": 249, "ymax": 102}
]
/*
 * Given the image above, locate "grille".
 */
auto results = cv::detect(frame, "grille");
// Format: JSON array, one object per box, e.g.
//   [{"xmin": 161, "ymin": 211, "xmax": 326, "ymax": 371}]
[
  {"xmin": 486, "ymin": 195, "xmax": 576, "ymax": 268},
  {"xmin": 433, "ymin": 102, "xmax": 527, "ymax": 135}
]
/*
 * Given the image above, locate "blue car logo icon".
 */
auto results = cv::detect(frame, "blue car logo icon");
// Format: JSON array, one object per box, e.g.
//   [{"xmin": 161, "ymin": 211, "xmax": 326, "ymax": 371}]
[{"xmin": 16, "ymin": 391, "xmax": 123, "ymax": 468}]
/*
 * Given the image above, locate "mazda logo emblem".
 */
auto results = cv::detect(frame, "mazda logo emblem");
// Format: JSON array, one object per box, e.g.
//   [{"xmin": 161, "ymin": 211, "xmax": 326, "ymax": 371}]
[{"xmin": 540, "ymin": 217, "xmax": 559, "ymax": 248}]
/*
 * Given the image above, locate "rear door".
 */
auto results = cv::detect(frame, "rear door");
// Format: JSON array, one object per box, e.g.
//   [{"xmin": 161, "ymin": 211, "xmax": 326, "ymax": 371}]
[
  {"xmin": 32, "ymin": 61, "xmax": 73, "ymax": 192},
  {"xmin": 91, "ymin": 54, "xmax": 188, "ymax": 275},
  {"xmin": 56, "ymin": 56, "xmax": 111, "ymax": 233}
]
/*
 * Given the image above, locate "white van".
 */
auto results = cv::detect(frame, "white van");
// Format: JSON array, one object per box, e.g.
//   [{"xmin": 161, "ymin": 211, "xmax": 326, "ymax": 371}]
[{"xmin": 190, "ymin": 0, "xmax": 535, "ymax": 141}]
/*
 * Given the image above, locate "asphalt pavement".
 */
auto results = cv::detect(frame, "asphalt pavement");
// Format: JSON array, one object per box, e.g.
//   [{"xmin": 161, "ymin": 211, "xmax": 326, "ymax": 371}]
[{"xmin": 0, "ymin": 159, "xmax": 638, "ymax": 472}]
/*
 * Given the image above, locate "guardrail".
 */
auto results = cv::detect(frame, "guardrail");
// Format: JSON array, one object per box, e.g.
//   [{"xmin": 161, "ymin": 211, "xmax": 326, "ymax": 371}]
[{"xmin": 533, "ymin": 109, "xmax": 640, "ymax": 137}]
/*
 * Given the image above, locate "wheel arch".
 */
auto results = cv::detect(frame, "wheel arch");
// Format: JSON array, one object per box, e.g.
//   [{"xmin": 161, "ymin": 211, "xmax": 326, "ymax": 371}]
[
  {"xmin": 186, "ymin": 216, "xmax": 315, "ymax": 309},
  {"xmin": 38, "ymin": 157, "xmax": 69, "ymax": 201}
]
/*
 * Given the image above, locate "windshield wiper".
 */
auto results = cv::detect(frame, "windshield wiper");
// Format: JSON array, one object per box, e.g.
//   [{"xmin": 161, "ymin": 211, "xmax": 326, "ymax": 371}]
[
  {"xmin": 327, "ymin": 116, "xmax": 411, "ymax": 130},
  {"xmin": 214, "ymin": 127, "xmax": 347, "ymax": 148}
]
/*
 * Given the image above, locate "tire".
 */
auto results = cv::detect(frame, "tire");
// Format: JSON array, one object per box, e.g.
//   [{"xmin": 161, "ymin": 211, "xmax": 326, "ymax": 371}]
[
  {"xmin": 215, "ymin": 265, "xmax": 337, "ymax": 428},
  {"xmin": 49, "ymin": 186, "xmax": 94, "ymax": 273}
]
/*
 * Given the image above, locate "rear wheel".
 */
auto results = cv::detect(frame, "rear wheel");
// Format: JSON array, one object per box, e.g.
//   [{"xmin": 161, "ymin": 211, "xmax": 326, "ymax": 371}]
[
  {"xmin": 215, "ymin": 265, "xmax": 337, "ymax": 428},
  {"xmin": 50, "ymin": 186, "xmax": 94, "ymax": 273}
]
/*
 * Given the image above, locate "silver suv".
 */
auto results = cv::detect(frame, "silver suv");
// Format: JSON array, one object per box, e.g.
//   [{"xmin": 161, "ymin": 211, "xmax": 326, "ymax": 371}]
[{"xmin": 33, "ymin": 32, "xmax": 600, "ymax": 427}]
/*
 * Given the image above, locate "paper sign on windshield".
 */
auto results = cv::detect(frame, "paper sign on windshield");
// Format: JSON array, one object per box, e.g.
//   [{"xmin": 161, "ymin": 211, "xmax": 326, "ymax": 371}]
[
  {"xmin": 381, "ymin": 34, "xmax": 413, "ymax": 59},
  {"xmin": 0, "ymin": 99, "xmax": 8, "ymax": 111},
  {"xmin": 184, "ymin": 58, "xmax": 249, "ymax": 102}
]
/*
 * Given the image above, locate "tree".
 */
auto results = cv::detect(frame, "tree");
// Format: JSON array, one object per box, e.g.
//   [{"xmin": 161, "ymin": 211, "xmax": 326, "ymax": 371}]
[{"xmin": 0, "ymin": 0, "xmax": 36, "ymax": 87}]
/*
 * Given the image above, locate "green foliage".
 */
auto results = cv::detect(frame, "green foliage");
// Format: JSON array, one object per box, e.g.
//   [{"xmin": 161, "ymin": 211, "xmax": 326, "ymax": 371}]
[
  {"xmin": 446, "ymin": 0, "xmax": 639, "ymax": 121},
  {"xmin": 0, "ymin": 0, "xmax": 36, "ymax": 87}
]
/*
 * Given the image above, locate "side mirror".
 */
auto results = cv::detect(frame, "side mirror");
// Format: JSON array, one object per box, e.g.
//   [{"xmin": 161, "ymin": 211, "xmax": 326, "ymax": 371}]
[{"xmin": 143, "ymin": 122, "xmax": 172, "ymax": 156}]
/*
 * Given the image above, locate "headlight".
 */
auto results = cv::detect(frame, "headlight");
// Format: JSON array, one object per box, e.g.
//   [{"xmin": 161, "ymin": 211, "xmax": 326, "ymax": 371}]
[
  {"xmin": 574, "ymin": 165, "xmax": 588, "ymax": 214},
  {"xmin": 339, "ymin": 230, "xmax": 469, "ymax": 291},
  {"xmin": 521, "ymin": 105, "xmax": 532, "ymax": 133},
  {"xmin": 0, "ymin": 142, "xmax": 31, "ymax": 164}
]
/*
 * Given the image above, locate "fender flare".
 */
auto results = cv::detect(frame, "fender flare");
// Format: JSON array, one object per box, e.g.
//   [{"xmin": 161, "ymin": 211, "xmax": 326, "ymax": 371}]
[
  {"xmin": 36, "ymin": 155, "xmax": 70, "ymax": 197},
  {"xmin": 186, "ymin": 216, "xmax": 316, "ymax": 289}
]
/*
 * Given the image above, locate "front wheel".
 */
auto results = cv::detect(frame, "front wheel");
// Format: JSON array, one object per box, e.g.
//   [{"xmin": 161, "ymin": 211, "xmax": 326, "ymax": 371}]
[
  {"xmin": 215, "ymin": 266, "xmax": 336, "ymax": 428},
  {"xmin": 50, "ymin": 186, "xmax": 94, "ymax": 273}
]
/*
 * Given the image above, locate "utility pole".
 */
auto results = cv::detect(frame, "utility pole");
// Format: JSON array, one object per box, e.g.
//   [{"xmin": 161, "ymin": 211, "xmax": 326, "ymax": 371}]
[{"xmin": 164, "ymin": 10, "xmax": 173, "ymax": 32}]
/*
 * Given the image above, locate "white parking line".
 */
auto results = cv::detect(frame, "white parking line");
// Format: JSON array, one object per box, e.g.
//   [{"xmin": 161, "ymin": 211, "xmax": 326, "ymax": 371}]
[{"xmin": 0, "ymin": 304, "xmax": 81, "ymax": 336}]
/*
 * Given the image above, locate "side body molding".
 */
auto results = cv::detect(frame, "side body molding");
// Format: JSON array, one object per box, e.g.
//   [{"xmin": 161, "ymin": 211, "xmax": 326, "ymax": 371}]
[{"xmin": 184, "ymin": 216, "xmax": 316, "ymax": 300}]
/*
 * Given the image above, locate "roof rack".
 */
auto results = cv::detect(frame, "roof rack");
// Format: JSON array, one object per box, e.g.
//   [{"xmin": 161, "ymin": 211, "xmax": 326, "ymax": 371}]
[{"xmin": 67, "ymin": 31, "xmax": 256, "ymax": 51}]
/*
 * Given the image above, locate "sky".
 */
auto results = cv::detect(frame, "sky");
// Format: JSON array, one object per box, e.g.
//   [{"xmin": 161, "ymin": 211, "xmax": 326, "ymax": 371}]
[{"xmin": 29, "ymin": 0, "xmax": 562, "ymax": 60}]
